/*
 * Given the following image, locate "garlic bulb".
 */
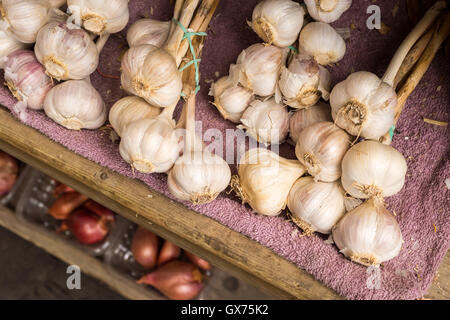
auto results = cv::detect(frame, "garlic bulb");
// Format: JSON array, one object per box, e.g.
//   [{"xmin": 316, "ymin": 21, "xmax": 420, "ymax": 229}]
[
  {"xmin": 289, "ymin": 102, "xmax": 332, "ymax": 143},
  {"xmin": 278, "ymin": 53, "xmax": 321, "ymax": 109},
  {"xmin": 4, "ymin": 50, "xmax": 54, "ymax": 111},
  {"xmin": 231, "ymin": 148, "xmax": 306, "ymax": 216},
  {"xmin": 299, "ymin": 22, "xmax": 346, "ymax": 65},
  {"xmin": 0, "ymin": 29, "xmax": 27, "ymax": 69},
  {"xmin": 295, "ymin": 121, "xmax": 350, "ymax": 182},
  {"xmin": 46, "ymin": 0, "xmax": 67, "ymax": 8},
  {"xmin": 35, "ymin": 22, "xmax": 99, "ymax": 81},
  {"xmin": 119, "ymin": 114, "xmax": 181, "ymax": 174},
  {"xmin": 109, "ymin": 96, "xmax": 161, "ymax": 137},
  {"xmin": 304, "ymin": 0, "xmax": 352, "ymax": 23},
  {"xmin": 0, "ymin": 0, "xmax": 53, "ymax": 43},
  {"xmin": 332, "ymin": 198, "xmax": 403, "ymax": 266},
  {"xmin": 330, "ymin": 71, "xmax": 397, "ymax": 140},
  {"xmin": 44, "ymin": 79, "xmax": 107, "ymax": 130},
  {"xmin": 127, "ymin": 19, "xmax": 170, "ymax": 48},
  {"xmin": 234, "ymin": 44, "xmax": 285, "ymax": 97},
  {"xmin": 250, "ymin": 0, "xmax": 305, "ymax": 47},
  {"xmin": 239, "ymin": 98, "xmax": 289, "ymax": 145},
  {"xmin": 67, "ymin": 0, "xmax": 130, "ymax": 34},
  {"xmin": 318, "ymin": 65, "xmax": 332, "ymax": 100},
  {"xmin": 287, "ymin": 177, "xmax": 345, "ymax": 235},
  {"xmin": 121, "ymin": 44, "xmax": 182, "ymax": 108},
  {"xmin": 341, "ymin": 140, "xmax": 407, "ymax": 199}
]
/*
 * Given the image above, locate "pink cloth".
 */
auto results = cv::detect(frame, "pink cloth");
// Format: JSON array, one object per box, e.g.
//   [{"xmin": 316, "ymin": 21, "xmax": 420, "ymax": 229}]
[{"xmin": 1, "ymin": 0, "xmax": 449, "ymax": 300}]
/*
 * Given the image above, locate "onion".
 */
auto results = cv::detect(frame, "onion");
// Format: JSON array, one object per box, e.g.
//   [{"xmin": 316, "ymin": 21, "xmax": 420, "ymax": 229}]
[
  {"xmin": 184, "ymin": 251, "xmax": 211, "ymax": 270},
  {"xmin": 48, "ymin": 192, "xmax": 88, "ymax": 220},
  {"xmin": 131, "ymin": 227, "xmax": 159, "ymax": 269},
  {"xmin": 82, "ymin": 200, "xmax": 114, "ymax": 220},
  {"xmin": 0, "ymin": 151, "xmax": 19, "ymax": 196},
  {"xmin": 66, "ymin": 208, "xmax": 114, "ymax": 245},
  {"xmin": 137, "ymin": 261, "xmax": 204, "ymax": 300},
  {"xmin": 52, "ymin": 183, "xmax": 76, "ymax": 198},
  {"xmin": 157, "ymin": 240, "xmax": 181, "ymax": 266}
]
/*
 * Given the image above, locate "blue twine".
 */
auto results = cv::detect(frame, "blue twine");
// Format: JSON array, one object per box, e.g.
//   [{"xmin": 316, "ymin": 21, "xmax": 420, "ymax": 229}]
[
  {"xmin": 288, "ymin": 45, "xmax": 299, "ymax": 53},
  {"xmin": 389, "ymin": 125, "xmax": 395, "ymax": 140},
  {"xmin": 173, "ymin": 18, "xmax": 207, "ymax": 95}
]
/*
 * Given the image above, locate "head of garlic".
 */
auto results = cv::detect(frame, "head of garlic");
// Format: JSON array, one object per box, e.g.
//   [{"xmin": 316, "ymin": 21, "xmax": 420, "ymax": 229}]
[
  {"xmin": 67, "ymin": 0, "xmax": 130, "ymax": 35},
  {"xmin": 0, "ymin": 29, "xmax": 28, "ymax": 69},
  {"xmin": 4, "ymin": 50, "xmax": 54, "ymax": 111},
  {"xmin": 287, "ymin": 177, "xmax": 345, "ymax": 235},
  {"xmin": 239, "ymin": 98, "xmax": 290, "ymax": 145},
  {"xmin": 330, "ymin": 71, "xmax": 397, "ymax": 140},
  {"xmin": 278, "ymin": 53, "xmax": 321, "ymax": 109},
  {"xmin": 44, "ymin": 79, "xmax": 107, "ymax": 130},
  {"xmin": 119, "ymin": 116, "xmax": 181, "ymax": 174},
  {"xmin": 35, "ymin": 22, "xmax": 99, "ymax": 81},
  {"xmin": 46, "ymin": 0, "xmax": 67, "ymax": 8},
  {"xmin": 289, "ymin": 101, "xmax": 332, "ymax": 144},
  {"xmin": 0, "ymin": 0, "xmax": 53, "ymax": 43},
  {"xmin": 250, "ymin": 0, "xmax": 305, "ymax": 47},
  {"xmin": 318, "ymin": 65, "xmax": 332, "ymax": 100},
  {"xmin": 231, "ymin": 148, "xmax": 306, "ymax": 216},
  {"xmin": 295, "ymin": 121, "xmax": 350, "ymax": 182},
  {"xmin": 299, "ymin": 22, "xmax": 346, "ymax": 65},
  {"xmin": 234, "ymin": 44, "xmax": 285, "ymax": 97},
  {"xmin": 341, "ymin": 140, "xmax": 407, "ymax": 199},
  {"xmin": 121, "ymin": 44, "xmax": 182, "ymax": 108},
  {"xmin": 332, "ymin": 198, "xmax": 403, "ymax": 266},
  {"xmin": 127, "ymin": 18, "xmax": 170, "ymax": 48},
  {"xmin": 109, "ymin": 96, "xmax": 161, "ymax": 137},
  {"xmin": 304, "ymin": 0, "xmax": 352, "ymax": 23}
]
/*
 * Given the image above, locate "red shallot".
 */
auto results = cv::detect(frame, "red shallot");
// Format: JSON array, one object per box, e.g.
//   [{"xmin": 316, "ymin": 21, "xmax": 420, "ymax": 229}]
[
  {"xmin": 48, "ymin": 192, "xmax": 89, "ymax": 220},
  {"xmin": 184, "ymin": 251, "xmax": 212, "ymax": 270},
  {"xmin": 157, "ymin": 240, "xmax": 181, "ymax": 266},
  {"xmin": 0, "ymin": 151, "xmax": 19, "ymax": 196},
  {"xmin": 131, "ymin": 227, "xmax": 159, "ymax": 269},
  {"xmin": 66, "ymin": 208, "xmax": 113, "ymax": 245}
]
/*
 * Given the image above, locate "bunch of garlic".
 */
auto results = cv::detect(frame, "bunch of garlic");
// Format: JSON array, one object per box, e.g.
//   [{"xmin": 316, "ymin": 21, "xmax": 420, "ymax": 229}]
[
  {"xmin": 299, "ymin": 22, "xmax": 346, "ymax": 65},
  {"xmin": 250, "ymin": 0, "xmax": 305, "ymax": 47},
  {"xmin": 287, "ymin": 177, "xmax": 346, "ymax": 235},
  {"xmin": 295, "ymin": 121, "xmax": 350, "ymax": 182},
  {"xmin": 109, "ymin": 96, "xmax": 161, "ymax": 137},
  {"xmin": 127, "ymin": 19, "xmax": 170, "ymax": 48},
  {"xmin": 44, "ymin": 79, "xmax": 107, "ymax": 130},
  {"xmin": 0, "ymin": 29, "xmax": 28, "ymax": 69},
  {"xmin": 4, "ymin": 50, "xmax": 54, "ymax": 111},
  {"xmin": 304, "ymin": 0, "xmax": 352, "ymax": 23},
  {"xmin": 231, "ymin": 148, "xmax": 305, "ymax": 216},
  {"xmin": 67, "ymin": 0, "xmax": 130, "ymax": 35},
  {"xmin": 332, "ymin": 198, "xmax": 403, "ymax": 266},
  {"xmin": 289, "ymin": 101, "xmax": 332, "ymax": 144},
  {"xmin": 239, "ymin": 98, "xmax": 290, "ymax": 145},
  {"xmin": 35, "ymin": 22, "xmax": 100, "ymax": 81}
]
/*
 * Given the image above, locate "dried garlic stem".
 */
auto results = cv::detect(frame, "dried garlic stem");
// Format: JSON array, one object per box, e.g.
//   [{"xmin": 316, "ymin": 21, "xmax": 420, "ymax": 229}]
[
  {"xmin": 382, "ymin": 0, "xmax": 446, "ymax": 86},
  {"xmin": 168, "ymin": 0, "xmax": 185, "ymax": 39},
  {"xmin": 381, "ymin": 12, "xmax": 450, "ymax": 145},
  {"xmin": 96, "ymin": 33, "xmax": 110, "ymax": 53}
]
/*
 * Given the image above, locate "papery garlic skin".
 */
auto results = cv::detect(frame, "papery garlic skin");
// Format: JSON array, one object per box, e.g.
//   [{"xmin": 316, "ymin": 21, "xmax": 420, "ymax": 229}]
[
  {"xmin": 251, "ymin": 0, "xmax": 305, "ymax": 47},
  {"xmin": 119, "ymin": 117, "xmax": 181, "ymax": 173},
  {"xmin": 330, "ymin": 71, "xmax": 397, "ymax": 140},
  {"xmin": 168, "ymin": 151, "xmax": 231, "ymax": 205},
  {"xmin": 239, "ymin": 98, "xmax": 289, "ymax": 145},
  {"xmin": 127, "ymin": 19, "xmax": 170, "ymax": 48},
  {"xmin": 318, "ymin": 65, "xmax": 332, "ymax": 100},
  {"xmin": 299, "ymin": 22, "xmax": 346, "ymax": 65},
  {"xmin": 235, "ymin": 44, "xmax": 284, "ymax": 97},
  {"xmin": 46, "ymin": 0, "xmax": 67, "ymax": 8},
  {"xmin": 109, "ymin": 96, "xmax": 161, "ymax": 137},
  {"xmin": 341, "ymin": 140, "xmax": 407, "ymax": 199},
  {"xmin": 295, "ymin": 121, "xmax": 350, "ymax": 182},
  {"xmin": 287, "ymin": 177, "xmax": 345, "ymax": 235},
  {"xmin": 0, "ymin": 30, "xmax": 28, "ymax": 69},
  {"xmin": 332, "ymin": 198, "xmax": 403, "ymax": 266},
  {"xmin": 231, "ymin": 148, "xmax": 306, "ymax": 216},
  {"xmin": 44, "ymin": 80, "xmax": 107, "ymax": 130},
  {"xmin": 35, "ymin": 22, "xmax": 99, "ymax": 81},
  {"xmin": 209, "ymin": 76, "xmax": 253, "ymax": 123},
  {"xmin": 67, "ymin": 0, "xmax": 130, "ymax": 34},
  {"xmin": 4, "ymin": 50, "xmax": 54, "ymax": 110},
  {"xmin": 279, "ymin": 54, "xmax": 320, "ymax": 109},
  {"xmin": 289, "ymin": 102, "xmax": 332, "ymax": 143},
  {"xmin": 0, "ymin": 0, "xmax": 52, "ymax": 43},
  {"xmin": 304, "ymin": 0, "xmax": 352, "ymax": 23},
  {"xmin": 121, "ymin": 44, "xmax": 182, "ymax": 108}
]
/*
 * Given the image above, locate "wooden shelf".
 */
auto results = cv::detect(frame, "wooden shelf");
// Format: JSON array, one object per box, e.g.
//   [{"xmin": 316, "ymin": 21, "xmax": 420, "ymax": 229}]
[{"xmin": 0, "ymin": 107, "xmax": 448, "ymax": 300}]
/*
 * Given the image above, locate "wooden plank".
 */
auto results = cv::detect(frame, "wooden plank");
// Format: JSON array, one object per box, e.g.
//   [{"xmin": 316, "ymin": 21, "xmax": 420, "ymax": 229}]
[
  {"xmin": 424, "ymin": 252, "xmax": 450, "ymax": 300},
  {"xmin": 0, "ymin": 205, "xmax": 163, "ymax": 300},
  {"xmin": 0, "ymin": 107, "xmax": 341, "ymax": 300}
]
